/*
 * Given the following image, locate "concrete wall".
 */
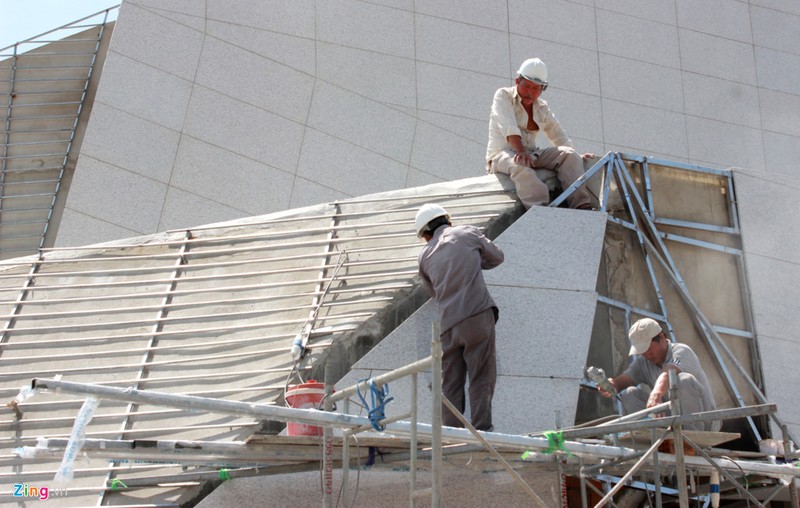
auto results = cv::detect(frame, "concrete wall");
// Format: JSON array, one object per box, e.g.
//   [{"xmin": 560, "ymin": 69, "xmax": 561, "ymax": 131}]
[{"xmin": 56, "ymin": 0, "xmax": 800, "ymax": 247}]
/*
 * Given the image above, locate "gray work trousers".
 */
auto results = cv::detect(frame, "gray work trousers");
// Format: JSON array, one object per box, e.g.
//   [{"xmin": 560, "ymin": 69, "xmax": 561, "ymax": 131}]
[
  {"xmin": 490, "ymin": 146, "xmax": 592, "ymax": 209},
  {"xmin": 619, "ymin": 372, "xmax": 719, "ymax": 431},
  {"xmin": 440, "ymin": 307, "xmax": 497, "ymax": 431}
]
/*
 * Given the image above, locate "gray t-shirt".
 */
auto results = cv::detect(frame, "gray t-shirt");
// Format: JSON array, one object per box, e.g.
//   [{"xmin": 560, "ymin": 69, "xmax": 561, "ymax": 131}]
[{"xmin": 623, "ymin": 342, "xmax": 716, "ymax": 410}]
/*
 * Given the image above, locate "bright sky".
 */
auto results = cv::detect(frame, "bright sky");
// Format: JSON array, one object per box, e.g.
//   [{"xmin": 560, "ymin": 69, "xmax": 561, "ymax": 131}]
[{"xmin": 0, "ymin": 1, "xmax": 119, "ymax": 50}]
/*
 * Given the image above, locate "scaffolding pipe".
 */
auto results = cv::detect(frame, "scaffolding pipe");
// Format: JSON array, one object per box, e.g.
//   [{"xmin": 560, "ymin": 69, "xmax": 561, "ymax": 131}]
[
  {"xmin": 431, "ymin": 322, "xmax": 443, "ymax": 508},
  {"xmin": 669, "ymin": 370, "xmax": 690, "ymax": 508},
  {"xmin": 30, "ymin": 377, "xmax": 800, "ymax": 481},
  {"xmin": 593, "ymin": 431, "xmax": 668, "ymax": 508}
]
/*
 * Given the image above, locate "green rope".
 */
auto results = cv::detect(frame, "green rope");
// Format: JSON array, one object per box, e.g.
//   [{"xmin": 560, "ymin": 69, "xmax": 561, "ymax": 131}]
[
  {"xmin": 218, "ymin": 468, "xmax": 231, "ymax": 481},
  {"xmin": 109, "ymin": 479, "xmax": 127, "ymax": 490}
]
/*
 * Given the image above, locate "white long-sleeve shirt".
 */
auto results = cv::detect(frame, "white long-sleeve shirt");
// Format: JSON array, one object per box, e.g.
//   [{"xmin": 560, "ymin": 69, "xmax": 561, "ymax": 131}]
[{"xmin": 486, "ymin": 85, "xmax": 573, "ymax": 169}]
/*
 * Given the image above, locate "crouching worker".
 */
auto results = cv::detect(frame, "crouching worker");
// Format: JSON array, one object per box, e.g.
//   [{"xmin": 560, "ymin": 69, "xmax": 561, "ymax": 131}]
[
  {"xmin": 599, "ymin": 318, "xmax": 718, "ymax": 431},
  {"xmin": 415, "ymin": 204, "xmax": 504, "ymax": 431}
]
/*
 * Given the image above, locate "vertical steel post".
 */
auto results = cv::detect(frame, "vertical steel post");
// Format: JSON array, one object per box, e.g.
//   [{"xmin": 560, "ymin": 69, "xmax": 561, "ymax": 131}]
[
  {"xmin": 323, "ymin": 366, "xmax": 334, "ymax": 508},
  {"xmin": 579, "ymin": 459, "xmax": 588, "ymax": 508},
  {"xmin": 342, "ymin": 398, "xmax": 350, "ymax": 507},
  {"xmin": 409, "ymin": 372, "xmax": 418, "ymax": 508},
  {"xmin": 431, "ymin": 321, "xmax": 443, "ymax": 508},
  {"xmin": 782, "ymin": 424, "xmax": 799, "ymax": 507},
  {"xmin": 668, "ymin": 370, "xmax": 690, "ymax": 508},
  {"xmin": 651, "ymin": 428, "xmax": 663, "ymax": 508}
]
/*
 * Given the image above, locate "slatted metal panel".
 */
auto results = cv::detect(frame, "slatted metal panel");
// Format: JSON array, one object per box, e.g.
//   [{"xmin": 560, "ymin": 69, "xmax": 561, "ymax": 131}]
[{"xmin": 0, "ymin": 8, "xmax": 117, "ymax": 261}]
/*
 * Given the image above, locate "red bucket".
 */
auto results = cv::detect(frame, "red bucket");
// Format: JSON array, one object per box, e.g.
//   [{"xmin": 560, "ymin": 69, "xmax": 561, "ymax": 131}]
[{"xmin": 285, "ymin": 380, "xmax": 326, "ymax": 436}]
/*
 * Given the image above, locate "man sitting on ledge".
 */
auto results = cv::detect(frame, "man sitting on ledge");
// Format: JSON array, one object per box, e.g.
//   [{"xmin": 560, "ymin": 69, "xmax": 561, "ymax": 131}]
[{"xmin": 486, "ymin": 57, "xmax": 593, "ymax": 210}]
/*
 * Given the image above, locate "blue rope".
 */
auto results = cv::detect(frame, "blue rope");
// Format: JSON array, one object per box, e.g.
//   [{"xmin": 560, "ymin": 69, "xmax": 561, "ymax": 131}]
[{"xmin": 356, "ymin": 378, "xmax": 394, "ymax": 431}]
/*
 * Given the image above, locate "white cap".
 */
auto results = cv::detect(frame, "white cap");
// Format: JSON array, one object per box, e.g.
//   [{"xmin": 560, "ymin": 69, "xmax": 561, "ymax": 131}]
[
  {"xmin": 628, "ymin": 318, "xmax": 663, "ymax": 355},
  {"xmin": 414, "ymin": 203, "xmax": 449, "ymax": 237}
]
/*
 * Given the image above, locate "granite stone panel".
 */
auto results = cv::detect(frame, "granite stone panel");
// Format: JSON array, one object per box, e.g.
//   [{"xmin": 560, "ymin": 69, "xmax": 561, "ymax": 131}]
[
  {"xmin": 602, "ymin": 99, "xmax": 688, "ymax": 158},
  {"xmin": 755, "ymin": 46, "xmax": 800, "ymax": 95},
  {"xmin": 288, "ymin": 177, "xmax": 352, "ymax": 210},
  {"xmin": 759, "ymin": 88, "xmax": 800, "ymax": 138},
  {"xmin": 405, "ymin": 168, "xmax": 446, "ymax": 189},
  {"xmin": 206, "ymin": 20, "xmax": 315, "ymax": 76},
  {"xmin": 743, "ymin": 254, "xmax": 800, "ymax": 340},
  {"xmin": 596, "ymin": 10, "xmax": 680, "ymax": 69},
  {"xmin": 95, "ymin": 52, "xmax": 193, "ymax": 131},
  {"xmin": 352, "ymin": 302, "xmax": 438, "ymax": 371},
  {"xmin": 206, "ymin": 0, "xmax": 315, "ymax": 38},
  {"xmin": 183, "ymin": 86, "xmax": 305, "ymax": 174},
  {"xmin": 484, "ymin": 206, "xmax": 607, "ymax": 292},
  {"xmin": 493, "ymin": 376, "xmax": 579, "ymax": 433},
  {"xmin": 604, "ymin": 143, "xmax": 691, "ymax": 164},
  {"xmin": 676, "ymin": 0, "xmax": 752, "ymax": 43},
  {"xmin": 171, "ymin": 136, "xmax": 293, "ymax": 215},
  {"xmin": 508, "ymin": 0, "xmax": 597, "ymax": 51},
  {"xmin": 751, "ymin": 5, "xmax": 800, "ymax": 55},
  {"xmin": 682, "ymin": 73, "xmax": 760, "ymax": 127},
  {"xmin": 417, "ymin": 111, "xmax": 488, "ymax": 146},
  {"xmin": 195, "ymin": 37, "xmax": 315, "ymax": 124},
  {"xmin": 680, "ymin": 29, "xmax": 756, "ymax": 85},
  {"xmin": 416, "ymin": 62, "xmax": 503, "ymax": 122},
  {"xmin": 536, "ymin": 89, "xmax": 603, "ymax": 145},
  {"xmin": 307, "ymin": 81, "xmax": 415, "ymax": 163},
  {"xmin": 80, "ymin": 103, "xmax": 180, "ymax": 184},
  {"xmin": 599, "ymin": 54, "xmax": 684, "ymax": 113},
  {"xmin": 735, "ymin": 170, "xmax": 800, "ymax": 263},
  {"xmin": 54, "ymin": 209, "xmax": 139, "ymax": 248},
  {"xmin": 110, "ymin": 2, "xmax": 204, "ymax": 80},
  {"xmin": 317, "ymin": 0, "xmax": 415, "ymax": 59},
  {"xmin": 127, "ymin": 0, "xmax": 206, "ymax": 18},
  {"xmin": 158, "ymin": 186, "xmax": 248, "ymax": 232},
  {"xmin": 317, "ymin": 43, "xmax": 416, "ymax": 109},
  {"xmin": 414, "ymin": 0, "xmax": 509, "ymax": 31},
  {"xmin": 595, "ymin": 0, "xmax": 677, "ymax": 25},
  {"xmin": 415, "ymin": 15, "xmax": 509, "ymax": 77},
  {"xmin": 64, "ymin": 156, "xmax": 167, "ymax": 234},
  {"xmin": 140, "ymin": 7, "xmax": 206, "ymax": 32},
  {"xmin": 758, "ymin": 336, "xmax": 800, "ymax": 436},
  {"xmin": 296, "ymin": 129, "xmax": 409, "ymax": 196},
  {"xmin": 763, "ymin": 132, "xmax": 800, "ymax": 178},
  {"xmin": 686, "ymin": 117, "xmax": 765, "ymax": 171},
  {"xmin": 510, "ymin": 35, "xmax": 601, "ymax": 96},
  {"xmin": 750, "ymin": 0, "xmax": 800, "ymax": 16},
  {"xmin": 491, "ymin": 287, "xmax": 597, "ymax": 378},
  {"xmin": 410, "ymin": 121, "xmax": 486, "ymax": 181}
]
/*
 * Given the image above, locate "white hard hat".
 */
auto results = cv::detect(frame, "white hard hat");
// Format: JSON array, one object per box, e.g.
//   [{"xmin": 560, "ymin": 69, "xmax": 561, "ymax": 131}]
[
  {"xmin": 516, "ymin": 57, "xmax": 548, "ymax": 89},
  {"xmin": 415, "ymin": 203, "xmax": 449, "ymax": 237}
]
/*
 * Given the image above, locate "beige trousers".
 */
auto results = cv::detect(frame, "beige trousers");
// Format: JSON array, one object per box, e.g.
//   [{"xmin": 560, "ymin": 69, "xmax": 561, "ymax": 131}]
[{"xmin": 490, "ymin": 146, "xmax": 592, "ymax": 209}]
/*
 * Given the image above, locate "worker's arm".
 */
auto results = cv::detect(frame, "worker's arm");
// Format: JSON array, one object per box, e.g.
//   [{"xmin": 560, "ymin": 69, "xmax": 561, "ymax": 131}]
[
  {"xmin": 648, "ymin": 365, "xmax": 681, "ymax": 408},
  {"xmin": 599, "ymin": 374, "xmax": 634, "ymax": 397},
  {"xmin": 476, "ymin": 230, "xmax": 504, "ymax": 270}
]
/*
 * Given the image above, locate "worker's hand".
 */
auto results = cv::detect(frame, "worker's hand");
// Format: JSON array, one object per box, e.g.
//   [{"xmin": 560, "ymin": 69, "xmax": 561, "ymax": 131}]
[
  {"xmin": 514, "ymin": 151, "xmax": 535, "ymax": 168},
  {"xmin": 581, "ymin": 152, "xmax": 595, "ymax": 160},
  {"xmin": 646, "ymin": 389, "xmax": 666, "ymax": 417},
  {"xmin": 597, "ymin": 378, "xmax": 615, "ymax": 398}
]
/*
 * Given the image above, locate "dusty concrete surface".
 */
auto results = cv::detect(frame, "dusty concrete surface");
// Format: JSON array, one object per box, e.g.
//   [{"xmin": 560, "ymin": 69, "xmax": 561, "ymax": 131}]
[{"xmin": 198, "ymin": 459, "xmax": 564, "ymax": 508}]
